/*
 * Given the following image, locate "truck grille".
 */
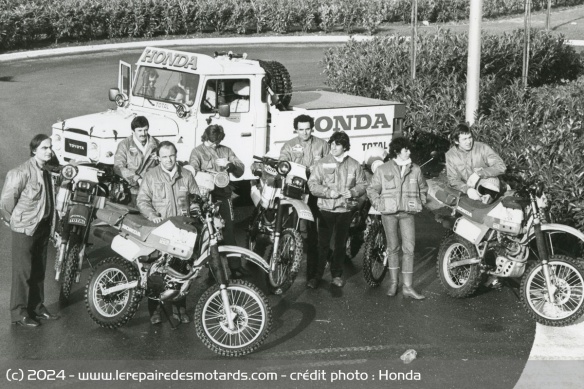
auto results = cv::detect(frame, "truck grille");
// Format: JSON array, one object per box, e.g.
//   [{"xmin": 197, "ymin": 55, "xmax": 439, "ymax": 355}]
[{"xmin": 65, "ymin": 139, "xmax": 87, "ymax": 156}]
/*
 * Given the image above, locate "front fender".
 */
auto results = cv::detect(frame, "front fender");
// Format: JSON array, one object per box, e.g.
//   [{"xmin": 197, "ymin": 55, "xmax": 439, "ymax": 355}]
[
  {"xmin": 195, "ymin": 246, "xmax": 270, "ymax": 273},
  {"xmin": 539, "ymin": 223, "xmax": 584, "ymax": 243},
  {"xmin": 69, "ymin": 204, "xmax": 91, "ymax": 226},
  {"xmin": 281, "ymin": 198, "xmax": 314, "ymax": 222}
]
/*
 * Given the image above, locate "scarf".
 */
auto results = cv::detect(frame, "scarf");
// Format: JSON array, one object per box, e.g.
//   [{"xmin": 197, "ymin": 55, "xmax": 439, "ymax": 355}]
[{"xmin": 393, "ymin": 158, "xmax": 412, "ymax": 177}]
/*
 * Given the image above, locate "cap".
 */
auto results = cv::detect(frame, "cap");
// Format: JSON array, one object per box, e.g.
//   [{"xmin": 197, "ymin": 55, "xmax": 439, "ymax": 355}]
[{"xmin": 232, "ymin": 81, "xmax": 250, "ymax": 96}]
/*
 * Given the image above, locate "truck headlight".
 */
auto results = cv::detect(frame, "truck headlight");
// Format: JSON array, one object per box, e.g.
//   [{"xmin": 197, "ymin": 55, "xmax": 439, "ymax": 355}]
[
  {"xmin": 88, "ymin": 142, "xmax": 100, "ymax": 162},
  {"xmin": 52, "ymin": 134, "xmax": 62, "ymax": 151}
]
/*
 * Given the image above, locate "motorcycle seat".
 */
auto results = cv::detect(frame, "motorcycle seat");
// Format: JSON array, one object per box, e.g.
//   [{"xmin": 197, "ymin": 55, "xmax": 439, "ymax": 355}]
[{"xmin": 456, "ymin": 197, "xmax": 502, "ymax": 224}]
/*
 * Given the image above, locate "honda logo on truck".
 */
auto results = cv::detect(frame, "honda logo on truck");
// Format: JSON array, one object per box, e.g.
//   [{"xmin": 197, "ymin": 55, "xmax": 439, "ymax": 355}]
[{"xmin": 314, "ymin": 113, "xmax": 391, "ymax": 133}]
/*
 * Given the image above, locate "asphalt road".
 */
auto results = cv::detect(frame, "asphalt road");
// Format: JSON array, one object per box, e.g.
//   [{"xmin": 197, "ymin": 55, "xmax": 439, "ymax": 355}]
[{"xmin": 0, "ymin": 44, "xmax": 535, "ymax": 389}]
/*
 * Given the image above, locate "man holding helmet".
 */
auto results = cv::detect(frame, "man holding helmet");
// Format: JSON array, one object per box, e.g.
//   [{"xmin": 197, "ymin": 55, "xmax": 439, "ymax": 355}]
[{"xmin": 445, "ymin": 124, "xmax": 506, "ymax": 201}]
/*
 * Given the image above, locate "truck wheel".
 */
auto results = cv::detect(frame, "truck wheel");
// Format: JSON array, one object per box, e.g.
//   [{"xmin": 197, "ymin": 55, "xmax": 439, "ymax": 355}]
[{"xmin": 258, "ymin": 60, "xmax": 292, "ymax": 108}]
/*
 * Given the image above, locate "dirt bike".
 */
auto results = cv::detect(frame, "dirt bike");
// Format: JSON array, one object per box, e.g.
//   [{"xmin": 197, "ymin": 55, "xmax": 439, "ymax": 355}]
[
  {"xmin": 362, "ymin": 152, "xmax": 437, "ymax": 286},
  {"xmin": 53, "ymin": 162, "xmax": 108, "ymax": 301},
  {"xmin": 248, "ymin": 155, "xmax": 314, "ymax": 294},
  {"xmin": 435, "ymin": 181, "xmax": 584, "ymax": 327},
  {"xmin": 85, "ymin": 172, "xmax": 273, "ymax": 356}
]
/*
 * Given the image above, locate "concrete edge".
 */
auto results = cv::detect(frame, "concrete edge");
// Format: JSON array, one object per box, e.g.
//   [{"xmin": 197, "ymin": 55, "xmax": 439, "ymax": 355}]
[{"xmin": 0, "ymin": 35, "xmax": 375, "ymax": 63}]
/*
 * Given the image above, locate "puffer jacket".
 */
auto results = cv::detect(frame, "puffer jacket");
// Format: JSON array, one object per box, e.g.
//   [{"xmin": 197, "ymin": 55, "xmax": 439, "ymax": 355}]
[
  {"xmin": 189, "ymin": 143, "xmax": 244, "ymax": 197},
  {"xmin": 366, "ymin": 160, "xmax": 428, "ymax": 214},
  {"xmin": 137, "ymin": 164, "xmax": 200, "ymax": 221},
  {"xmin": 308, "ymin": 154, "xmax": 368, "ymax": 212},
  {"xmin": 279, "ymin": 136, "xmax": 330, "ymax": 170},
  {"xmin": 0, "ymin": 158, "xmax": 50, "ymax": 235},
  {"xmin": 445, "ymin": 141, "xmax": 506, "ymax": 193},
  {"xmin": 113, "ymin": 135, "xmax": 159, "ymax": 189}
]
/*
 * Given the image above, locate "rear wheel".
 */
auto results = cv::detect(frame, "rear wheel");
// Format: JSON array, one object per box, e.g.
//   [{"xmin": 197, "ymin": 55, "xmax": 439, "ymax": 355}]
[
  {"xmin": 521, "ymin": 255, "xmax": 584, "ymax": 326},
  {"xmin": 437, "ymin": 234, "xmax": 483, "ymax": 298},
  {"xmin": 362, "ymin": 220, "xmax": 388, "ymax": 287},
  {"xmin": 195, "ymin": 279, "xmax": 272, "ymax": 357},
  {"xmin": 265, "ymin": 228, "xmax": 303, "ymax": 295}
]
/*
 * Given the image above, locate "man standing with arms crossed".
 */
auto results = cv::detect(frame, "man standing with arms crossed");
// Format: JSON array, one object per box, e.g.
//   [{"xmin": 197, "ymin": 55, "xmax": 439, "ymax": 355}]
[
  {"xmin": 114, "ymin": 116, "xmax": 159, "ymax": 206},
  {"xmin": 279, "ymin": 114, "xmax": 330, "ymax": 289}
]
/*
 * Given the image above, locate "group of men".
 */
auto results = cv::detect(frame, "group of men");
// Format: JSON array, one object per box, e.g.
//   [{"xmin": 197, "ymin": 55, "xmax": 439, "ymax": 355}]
[{"xmin": 0, "ymin": 111, "xmax": 506, "ymax": 328}]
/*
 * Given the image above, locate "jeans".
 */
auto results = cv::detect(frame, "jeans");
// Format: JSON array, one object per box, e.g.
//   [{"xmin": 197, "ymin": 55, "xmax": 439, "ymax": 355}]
[
  {"xmin": 305, "ymin": 195, "xmax": 321, "ymax": 280},
  {"xmin": 317, "ymin": 210, "xmax": 352, "ymax": 278},
  {"xmin": 381, "ymin": 212, "xmax": 416, "ymax": 272}
]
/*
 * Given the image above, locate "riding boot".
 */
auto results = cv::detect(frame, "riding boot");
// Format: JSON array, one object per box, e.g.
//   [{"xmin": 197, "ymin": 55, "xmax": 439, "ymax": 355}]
[
  {"xmin": 402, "ymin": 272, "xmax": 425, "ymax": 300},
  {"xmin": 386, "ymin": 267, "xmax": 400, "ymax": 296}
]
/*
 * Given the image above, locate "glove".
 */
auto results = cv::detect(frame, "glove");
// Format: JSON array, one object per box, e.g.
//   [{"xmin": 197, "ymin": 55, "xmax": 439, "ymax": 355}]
[
  {"xmin": 467, "ymin": 188, "xmax": 482, "ymax": 201},
  {"xmin": 466, "ymin": 172, "xmax": 481, "ymax": 189}
]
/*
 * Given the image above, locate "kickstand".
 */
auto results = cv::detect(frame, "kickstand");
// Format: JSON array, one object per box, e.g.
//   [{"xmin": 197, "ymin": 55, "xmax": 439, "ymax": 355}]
[{"xmin": 159, "ymin": 303, "xmax": 178, "ymax": 330}]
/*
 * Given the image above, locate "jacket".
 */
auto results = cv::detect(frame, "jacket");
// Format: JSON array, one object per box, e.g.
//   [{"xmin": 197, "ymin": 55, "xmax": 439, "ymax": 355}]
[
  {"xmin": 279, "ymin": 136, "xmax": 330, "ymax": 169},
  {"xmin": 113, "ymin": 135, "xmax": 159, "ymax": 189},
  {"xmin": 366, "ymin": 160, "xmax": 428, "ymax": 215},
  {"xmin": 189, "ymin": 143, "xmax": 244, "ymax": 197},
  {"xmin": 137, "ymin": 164, "xmax": 200, "ymax": 221},
  {"xmin": 0, "ymin": 158, "xmax": 51, "ymax": 235},
  {"xmin": 308, "ymin": 154, "xmax": 368, "ymax": 212},
  {"xmin": 445, "ymin": 141, "xmax": 506, "ymax": 193}
]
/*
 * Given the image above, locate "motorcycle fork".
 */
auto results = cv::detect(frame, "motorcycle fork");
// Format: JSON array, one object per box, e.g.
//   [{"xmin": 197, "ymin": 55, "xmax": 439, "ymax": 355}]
[
  {"xmin": 270, "ymin": 199, "xmax": 285, "ymax": 271},
  {"xmin": 55, "ymin": 213, "xmax": 71, "ymax": 281},
  {"xmin": 534, "ymin": 222, "xmax": 556, "ymax": 303}
]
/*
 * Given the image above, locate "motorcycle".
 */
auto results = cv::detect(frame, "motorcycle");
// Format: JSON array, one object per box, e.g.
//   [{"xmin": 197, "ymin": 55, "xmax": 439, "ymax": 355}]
[
  {"xmin": 85, "ymin": 172, "xmax": 273, "ymax": 356},
  {"xmin": 435, "ymin": 181, "xmax": 584, "ymax": 326},
  {"xmin": 53, "ymin": 162, "xmax": 107, "ymax": 301},
  {"xmin": 362, "ymin": 152, "xmax": 437, "ymax": 287},
  {"xmin": 248, "ymin": 155, "xmax": 314, "ymax": 294}
]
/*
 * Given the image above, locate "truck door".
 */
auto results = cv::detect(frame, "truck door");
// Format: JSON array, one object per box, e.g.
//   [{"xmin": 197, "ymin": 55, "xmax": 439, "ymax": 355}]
[
  {"xmin": 198, "ymin": 78, "xmax": 255, "ymax": 177},
  {"xmin": 118, "ymin": 61, "xmax": 132, "ymax": 97}
]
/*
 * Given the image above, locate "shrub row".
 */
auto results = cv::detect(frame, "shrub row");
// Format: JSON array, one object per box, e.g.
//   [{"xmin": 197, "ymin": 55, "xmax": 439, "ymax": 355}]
[
  {"xmin": 2, "ymin": 0, "xmax": 584, "ymax": 52},
  {"xmin": 322, "ymin": 29, "xmax": 584, "ymax": 227}
]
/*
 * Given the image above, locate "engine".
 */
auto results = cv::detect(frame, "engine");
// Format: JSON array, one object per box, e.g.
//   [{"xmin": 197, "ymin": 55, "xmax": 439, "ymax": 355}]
[
  {"xmin": 146, "ymin": 255, "xmax": 193, "ymax": 300},
  {"xmin": 488, "ymin": 235, "xmax": 528, "ymax": 278}
]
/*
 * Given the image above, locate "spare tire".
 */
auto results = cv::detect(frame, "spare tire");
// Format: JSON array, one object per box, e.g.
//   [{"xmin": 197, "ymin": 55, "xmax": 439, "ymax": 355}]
[{"xmin": 257, "ymin": 60, "xmax": 292, "ymax": 108}]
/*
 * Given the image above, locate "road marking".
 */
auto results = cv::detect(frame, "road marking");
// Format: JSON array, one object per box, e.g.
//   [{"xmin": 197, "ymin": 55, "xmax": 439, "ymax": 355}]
[{"xmin": 265, "ymin": 344, "xmax": 434, "ymax": 358}]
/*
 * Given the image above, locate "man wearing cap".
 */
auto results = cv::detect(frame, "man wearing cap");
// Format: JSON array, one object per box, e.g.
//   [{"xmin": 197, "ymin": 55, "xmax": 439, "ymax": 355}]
[
  {"xmin": 113, "ymin": 115, "xmax": 159, "ymax": 206},
  {"xmin": 280, "ymin": 114, "xmax": 330, "ymax": 289},
  {"xmin": 229, "ymin": 81, "xmax": 250, "ymax": 113},
  {"xmin": 445, "ymin": 124, "xmax": 506, "ymax": 201}
]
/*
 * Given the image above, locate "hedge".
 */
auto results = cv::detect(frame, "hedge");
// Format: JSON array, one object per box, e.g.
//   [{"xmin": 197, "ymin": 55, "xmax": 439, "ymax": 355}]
[{"xmin": 2, "ymin": 0, "xmax": 584, "ymax": 52}]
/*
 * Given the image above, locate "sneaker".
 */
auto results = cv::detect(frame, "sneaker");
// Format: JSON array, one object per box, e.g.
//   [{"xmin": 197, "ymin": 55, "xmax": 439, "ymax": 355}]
[
  {"xmin": 150, "ymin": 310, "xmax": 162, "ymax": 325},
  {"xmin": 331, "ymin": 277, "xmax": 345, "ymax": 288},
  {"xmin": 306, "ymin": 278, "xmax": 319, "ymax": 289},
  {"xmin": 179, "ymin": 307, "xmax": 190, "ymax": 324}
]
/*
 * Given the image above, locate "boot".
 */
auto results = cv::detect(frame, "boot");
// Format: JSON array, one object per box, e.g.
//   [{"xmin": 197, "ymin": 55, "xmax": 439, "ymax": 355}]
[
  {"xmin": 402, "ymin": 272, "xmax": 425, "ymax": 300},
  {"xmin": 386, "ymin": 268, "xmax": 400, "ymax": 296}
]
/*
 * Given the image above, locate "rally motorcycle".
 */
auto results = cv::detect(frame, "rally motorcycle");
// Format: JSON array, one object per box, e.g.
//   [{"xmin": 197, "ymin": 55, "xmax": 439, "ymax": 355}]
[
  {"xmin": 53, "ymin": 162, "xmax": 107, "ymax": 301},
  {"xmin": 248, "ymin": 155, "xmax": 314, "ymax": 294},
  {"xmin": 85, "ymin": 172, "xmax": 272, "ymax": 356},
  {"xmin": 434, "ymin": 181, "xmax": 584, "ymax": 327}
]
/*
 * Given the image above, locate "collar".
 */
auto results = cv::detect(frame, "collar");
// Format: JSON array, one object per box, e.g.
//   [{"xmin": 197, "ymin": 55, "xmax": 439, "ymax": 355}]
[
  {"xmin": 332, "ymin": 152, "xmax": 348, "ymax": 163},
  {"xmin": 160, "ymin": 164, "xmax": 178, "ymax": 179},
  {"xmin": 133, "ymin": 135, "xmax": 150, "ymax": 153},
  {"xmin": 393, "ymin": 158, "xmax": 412, "ymax": 166}
]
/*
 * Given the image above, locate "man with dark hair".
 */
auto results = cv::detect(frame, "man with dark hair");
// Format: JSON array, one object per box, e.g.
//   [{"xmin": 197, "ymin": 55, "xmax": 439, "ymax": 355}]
[
  {"xmin": 137, "ymin": 141, "xmax": 200, "ymax": 325},
  {"xmin": 446, "ymin": 123, "xmax": 506, "ymax": 201},
  {"xmin": 279, "ymin": 114, "xmax": 330, "ymax": 289},
  {"xmin": 189, "ymin": 125, "xmax": 249, "ymax": 278},
  {"xmin": 308, "ymin": 131, "xmax": 368, "ymax": 288},
  {"xmin": 1, "ymin": 134, "xmax": 60, "ymax": 327},
  {"xmin": 113, "ymin": 115, "xmax": 159, "ymax": 205}
]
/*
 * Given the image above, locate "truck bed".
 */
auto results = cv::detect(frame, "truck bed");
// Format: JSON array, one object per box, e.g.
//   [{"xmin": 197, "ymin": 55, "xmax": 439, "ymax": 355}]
[{"xmin": 290, "ymin": 90, "xmax": 402, "ymax": 110}]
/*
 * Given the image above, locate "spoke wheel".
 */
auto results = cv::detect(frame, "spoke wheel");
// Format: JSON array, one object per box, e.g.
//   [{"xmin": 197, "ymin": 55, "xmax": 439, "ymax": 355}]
[
  {"xmin": 60, "ymin": 242, "xmax": 81, "ymax": 302},
  {"xmin": 521, "ymin": 255, "xmax": 584, "ymax": 326},
  {"xmin": 195, "ymin": 279, "xmax": 272, "ymax": 356},
  {"xmin": 437, "ymin": 234, "xmax": 483, "ymax": 298},
  {"xmin": 363, "ymin": 220, "xmax": 388, "ymax": 287},
  {"xmin": 265, "ymin": 228, "xmax": 303, "ymax": 294}
]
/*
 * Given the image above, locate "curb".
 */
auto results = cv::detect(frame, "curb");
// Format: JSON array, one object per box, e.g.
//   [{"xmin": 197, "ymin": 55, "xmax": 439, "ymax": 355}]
[{"xmin": 0, "ymin": 35, "xmax": 374, "ymax": 63}]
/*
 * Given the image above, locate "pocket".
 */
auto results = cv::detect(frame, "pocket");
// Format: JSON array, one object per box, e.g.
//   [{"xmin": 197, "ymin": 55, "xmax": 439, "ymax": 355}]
[
  {"xmin": 406, "ymin": 198, "xmax": 423, "ymax": 213},
  {"xmin": 382, "ymin": 174, "xmax": 396, "ymax": 190},
  {"xmin": 153, "ymin": 183, "xmax": 166, "ymax": 200},
  {"xmin": 23, "ymin": 182, "xmax": 42, "ymax": 201},
  {"xmin": 381, "ymin": 194, "xmax": 398, "ymax": 214},
  {"xmin": 324, "ymin": 173, "xmax": 336, "ymax": 184}
]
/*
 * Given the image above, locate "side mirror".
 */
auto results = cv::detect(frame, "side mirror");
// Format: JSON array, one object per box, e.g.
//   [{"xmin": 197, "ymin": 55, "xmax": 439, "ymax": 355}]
[
  {"xmin": 218, "ymin": 104, "xmax": 230, "ymax": 117},
  {"xmin": 108, "ymin": 88, "xmax": 120, "ymax": 102}
]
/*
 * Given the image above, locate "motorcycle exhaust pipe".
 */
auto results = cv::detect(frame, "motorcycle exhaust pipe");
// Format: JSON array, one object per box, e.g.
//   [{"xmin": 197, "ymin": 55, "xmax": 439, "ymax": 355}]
[{"xmin": 93, "ymin": 226, "xmax": 117, "ymax": 243}]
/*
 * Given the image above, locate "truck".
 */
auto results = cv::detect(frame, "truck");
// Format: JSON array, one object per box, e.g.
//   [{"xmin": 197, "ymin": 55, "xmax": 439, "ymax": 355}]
[{"xmin": 51, "ymin": 46, "xmax": 405, "ymax": 195}]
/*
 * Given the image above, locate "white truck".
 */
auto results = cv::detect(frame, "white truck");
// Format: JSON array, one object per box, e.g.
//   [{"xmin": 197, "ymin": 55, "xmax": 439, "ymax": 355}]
[{"xmin": 51, "ymin": 46, "xmax": 405, "ymax": 187}]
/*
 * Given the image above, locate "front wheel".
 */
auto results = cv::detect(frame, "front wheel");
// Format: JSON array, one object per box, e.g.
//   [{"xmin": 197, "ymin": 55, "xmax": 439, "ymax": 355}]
[
  {"xmin": 437, "ymin": 234, "xmax": 483, "ymax": 298},
  {"xmin": 195, "ymin": 279, "xmax": 272, "ymax": 357},
  {"xmin": 264, "ymin": 228, "xmax": 303, "ymax": 295},
  {"xmin": 362, "ymin": 219, "xmax": 387, "ymax": 287},
  {"xmin": 60, "ymin": 242, "xmax": 81, "ymax": 302},
  {"xmin": 85, "ymin": 257, "xmax": 142, "ymax": 328},
  {"xmin": 521, "ymin": 255, "xmax": 584, "ymax": 326}
]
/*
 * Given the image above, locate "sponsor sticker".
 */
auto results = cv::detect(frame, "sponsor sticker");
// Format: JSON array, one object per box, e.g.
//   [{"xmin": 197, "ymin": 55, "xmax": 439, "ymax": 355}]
[
  {"xmin": 456, "ymin": 206, "xmax": 472, "ymax": 217},
  {"xmin": 122, "ymin": 224, "xmax": 141, "ymax": 236}
]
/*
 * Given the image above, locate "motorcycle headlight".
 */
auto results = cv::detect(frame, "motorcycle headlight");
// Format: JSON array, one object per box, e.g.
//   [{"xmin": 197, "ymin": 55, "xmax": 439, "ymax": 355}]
[
  {"xmin": 291, "ymin": 176, "xmax": 305, "ymax": 187},
  {"xmin": 88, "ymin": 142, "xmax": 100, "ymax": 162},
  {"xmin": 77, "ymin": 181, "xmax": 91, "ymax": 190},
  {"xmin": 61, "ymin": 165, "xmax": 78, "ymax": 180},
  {"xmin": 277, "ymin": 161, "xmax": 291, "ymax": 175}
]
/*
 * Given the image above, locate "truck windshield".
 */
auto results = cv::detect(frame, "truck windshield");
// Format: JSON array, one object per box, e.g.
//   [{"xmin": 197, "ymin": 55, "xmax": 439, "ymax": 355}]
[{"xmin": 133, "ymin": 67, "xmax": 199, "ymax": 107}]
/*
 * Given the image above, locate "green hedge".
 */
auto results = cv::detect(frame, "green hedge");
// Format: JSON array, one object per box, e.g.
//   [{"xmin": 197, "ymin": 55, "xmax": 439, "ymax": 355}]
[
  {"xmin": 2, "ymin": 0, "xmax": 584, "ymax": 52},
  {"xmin": 322, "ymin": 29, "xmax": 584, "ymax": 227}
]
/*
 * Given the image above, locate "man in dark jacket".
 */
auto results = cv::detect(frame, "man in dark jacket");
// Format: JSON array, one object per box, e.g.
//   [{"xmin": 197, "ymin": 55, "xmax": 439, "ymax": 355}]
[{"xmin": 1, "ymin": 134, "xmax": 60, "ymax": 327}]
